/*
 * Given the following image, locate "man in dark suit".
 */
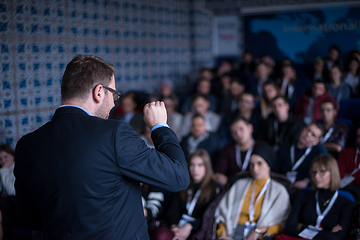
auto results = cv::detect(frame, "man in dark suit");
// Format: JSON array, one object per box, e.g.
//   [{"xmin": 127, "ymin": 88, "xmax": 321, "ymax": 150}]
[{"xmin": 14, "ymin": 55, "xmax": 190, "ymax": 240}]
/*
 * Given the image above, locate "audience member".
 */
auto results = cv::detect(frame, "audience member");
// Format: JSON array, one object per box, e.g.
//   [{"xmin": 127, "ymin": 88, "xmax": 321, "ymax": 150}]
[
  {"xmin": 248, "ymin": 61, "xmax": 273, "ymax": 98},
  {"xmin": 162, "ymin": 96, "xmax": 183, "ymax": 141},
  {"xmin": 181, "ymin": 94, "xmax": 221, "ymax": 138},
  {"xmin": 233, "ymin": 92, "xmax": 262, "ymax": 138},
  {"xmin": 319, "ymin": 100, "xmax": 348, "ymax": 157},
  {"xmin": 278, "ymin": 63, "xmax": 312, "ymax": 107},
  {"xmin": 219, "ymin": 78, "xmax": 245, "ymax": 118},
  {"xmin": 0, "ymin": 144, "xmax": 16, "ymax": 240},
  {"xmin": 215, "ymin": 143, "xmax": 291, "ymax": 240},
  {"xmin": 337, "ymin": 124, "xmax": 360, "ymax": 200},
  {"xmin": 111, "ymin": 91, "xmax": 145, "ymax": 135},
  {"xmin": 326, "ymin": 64, "xmax": 351, "ymax": 104},
  {"xmin": 278, "ymin": 155, "xmax": 354, "ymax": 240},
  {"xmin": 154, "ymin": 150, "xmax": 221, "ymax": 240},
  {"xmin": 274, "ymin": 122, "xmax": 328, "ymax": 189},
  {"xmin": 180, "ymin": 114, "xmax": 221, "ymax": 165},
  {"xmin": 325, "ymin": 45, "xmax": 344, "ymax": 73},
  {"xmin": 239, "ymin": 51, "xmax": 256, "ymax": 78},
  {"xmin": 257, "ymin": 96, "xmax": 305, "ymax": 150},
  {"xmin": 259, "ymin": 81, "xmax": 280, "ymax": 119},
  {"xmin": 214, "ymin": 73, "xmax": 232, "ymax": 100},
  {"xmin": 214, "ymin": 117, "xmax": 258, "ymax": 186},
  {"xmin": 307, "ymin": 56, "xmax": 327, "ymax": 82},
  {"xmin": 157, "ymin": 80, "xmax": 178, "ymax": 101},
  {"xmin": 180, "ymin": 78, "xmax": 218, "ymax": 114},
  {"xmin": 343, "ymin": 57, "xmax": 360, "ymax": 96},
  {"xmin": 294, "ymin": 80, "xmax": 336, "ymax": 125}
]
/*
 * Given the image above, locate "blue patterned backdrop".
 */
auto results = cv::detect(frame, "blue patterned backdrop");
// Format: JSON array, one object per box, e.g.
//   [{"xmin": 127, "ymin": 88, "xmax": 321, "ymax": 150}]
[{"xmin": 0, "ymin": 0, "xmax": 213, "ymax": 147}]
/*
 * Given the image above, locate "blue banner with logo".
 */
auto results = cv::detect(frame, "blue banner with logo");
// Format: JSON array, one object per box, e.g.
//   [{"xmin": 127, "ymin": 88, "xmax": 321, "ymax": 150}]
[{"xmin": 243, "ymin": 5, "xmax": 360, "ymax": 64}]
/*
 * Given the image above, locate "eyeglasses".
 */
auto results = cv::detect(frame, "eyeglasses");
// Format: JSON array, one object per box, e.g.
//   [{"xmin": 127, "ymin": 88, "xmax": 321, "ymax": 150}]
[
  {"xmin": 309, "ymin": 169, "xmax": 328, "ymax": 177},
  {"xmin": 92, "ymin": 84, "xmax": 121, "ymax": 102}
]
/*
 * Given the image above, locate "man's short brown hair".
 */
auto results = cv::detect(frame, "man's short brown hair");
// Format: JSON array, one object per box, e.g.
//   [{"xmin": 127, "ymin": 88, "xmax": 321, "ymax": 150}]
[{"xmin": 61, "ymin": 55, "xmax": 114, "ymax": 101}]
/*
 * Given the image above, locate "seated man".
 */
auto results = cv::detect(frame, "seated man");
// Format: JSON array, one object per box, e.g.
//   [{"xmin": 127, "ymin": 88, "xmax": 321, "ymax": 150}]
[
  {"xmin": 110, "ymin": 91, "xmax": 145, "ymax": 136},
  {"xmin": 180, "ymin": 114, "xmax": 221, "ymax": 167},
  {"xmin": 274, "ymin": 122, "xmax": 328, "ymax": 189},
  {"xmin": 180, "ymin": 94, "xmax": 221, "ymax": 139},
  {"xmin": 180, "ymin": 78, "xmax": 218, "ymax": 114},
  {"xmin": 219, "ymin": 92, "xmax": 262, "ymax": 145},
  {"xmin": 257, "ymin": 96, "xmax": 305, "ymax": 150},
  {"xmin": 338, "ymin": 124, "xmax": 360, "ymax": 200},
  {"xmin": 319, "ymin": 100, "xmax": 348, "ymax": 157},
  {"xmin": 294, "ymin": 80, "xmax": 336, "ymax": 125},
  {"xmin": 277, "ymin": 63, "xmax": 312, "ymax": 107},
  {"xmin": 214, "ymin": 117, "xmax": 261, "ymax": 186}
]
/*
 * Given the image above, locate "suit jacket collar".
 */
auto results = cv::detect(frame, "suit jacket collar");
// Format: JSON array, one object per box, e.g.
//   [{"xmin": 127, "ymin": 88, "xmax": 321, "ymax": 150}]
[{"xmin": 52, "ymin": 106, "xmax": 92, "ymax": 119}]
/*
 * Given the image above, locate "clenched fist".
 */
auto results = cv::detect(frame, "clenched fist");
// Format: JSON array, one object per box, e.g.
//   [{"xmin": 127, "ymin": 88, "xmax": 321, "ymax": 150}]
[{"xmin": 143, "ymin": 101, "xmax": 167, "ymax": 130}]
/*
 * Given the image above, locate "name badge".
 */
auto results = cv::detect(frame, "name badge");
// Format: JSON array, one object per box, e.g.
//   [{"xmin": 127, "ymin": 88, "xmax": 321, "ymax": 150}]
[
  {"xmin": 243, "ymin": 221, "xmax": 256, "ymax": 238},
  {"xmin": 286, "ymin": 171, "xmax": 297, "ymax": 183},
  {"xmin": 340, "ymin": 175, "xmax": 355, "ymax": 188},
  {"xmin": 178, "ymin": 214, "xmax": 195, "ymax": 226},
  {"xmin": 298, "ymin": 225, "xmax": 321, "ymax": 239}
]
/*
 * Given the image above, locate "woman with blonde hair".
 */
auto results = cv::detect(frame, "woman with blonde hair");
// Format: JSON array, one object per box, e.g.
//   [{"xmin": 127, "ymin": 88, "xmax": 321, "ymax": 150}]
[{"xmin": 277, "ymin": 155, "xmax": 354, "ymax": 240}]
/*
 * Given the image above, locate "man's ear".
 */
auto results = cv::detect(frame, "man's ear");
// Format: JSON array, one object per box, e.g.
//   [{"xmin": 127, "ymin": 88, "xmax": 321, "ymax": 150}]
[{"xmin": 92, "ymin": 84, "xmax": 103, "ymax": 104}]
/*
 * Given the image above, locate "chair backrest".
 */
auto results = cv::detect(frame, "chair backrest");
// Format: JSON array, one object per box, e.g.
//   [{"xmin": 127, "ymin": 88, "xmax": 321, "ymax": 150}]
[{"xmin": 338, "ymin": 99, "xmax": 360, "ymax": 118}]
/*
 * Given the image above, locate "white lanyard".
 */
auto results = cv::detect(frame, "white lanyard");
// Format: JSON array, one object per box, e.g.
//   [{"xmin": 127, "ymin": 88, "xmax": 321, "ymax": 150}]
[
  {"xmin": 320, "ymin": 127, "xmax": 334, "ymax": 144},
  {"xmin": 351, "ymin": 148, "xmax": 360, "ymax": 175},
  {"xmin": 291, "ymin": 145, "xmax": 312, "ymax": 171},
  {"xmin": 186, "ymin": 189, "xmax": 201, "ymax": 216},
  {"xmin": 249, "ymin": 178, "xmax": 271, "ymax": 222},
  {"xmin": 315, "ymin": 190, "xmax": 338, "ymax": 228},
  {"xmin": 235, "ymin": 140, "xmax": 254, "ymax": 171}
]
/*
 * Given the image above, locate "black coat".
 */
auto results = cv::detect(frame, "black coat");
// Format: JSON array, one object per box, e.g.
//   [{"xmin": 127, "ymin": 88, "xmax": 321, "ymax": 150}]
[{"xmin": 14, "ymin": 106, "xmax": 189, "ymax": 240}]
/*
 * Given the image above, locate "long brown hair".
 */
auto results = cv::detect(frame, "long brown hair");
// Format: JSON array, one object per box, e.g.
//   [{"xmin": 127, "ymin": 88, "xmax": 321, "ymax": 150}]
[
  {"xmin": 180, "ymin": 149, "xmax": 217, "ymax": 204},
  {"xmin": 310, "ymin": 155, "xmax": 341, "ymax": 191}
]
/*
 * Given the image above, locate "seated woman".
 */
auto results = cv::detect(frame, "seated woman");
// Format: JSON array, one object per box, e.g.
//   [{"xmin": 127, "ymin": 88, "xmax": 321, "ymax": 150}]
[
  {"xmin": 153, "ymin": 149, "xmax": 220, "ymax": 240},
  {"xmin": 259, "ymin": 81, "xmax": 280, "ymax": 119},
  {"xmin": 215, "ymin": 143, "xmax": 291, "ymax": 240},
  {"xmin": 277, "ymin": 155, "xmax": 354, "ymax": 240}
]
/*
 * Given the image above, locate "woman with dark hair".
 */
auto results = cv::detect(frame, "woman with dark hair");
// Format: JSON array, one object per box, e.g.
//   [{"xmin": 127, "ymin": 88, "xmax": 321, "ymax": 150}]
[
  {"xmin": 153, "ymin": 149, "xmax": 220, "ymax": 240},
  {"xmin": 259, "ymin": 81, "xmax": 280, "ymax": 119},
  {"xmin": 277, "ymin": 155, "xmax": 354, "ymax": 240},
  {"xmin": 215, "ymin": 143, "xmax": 291, "ymax": 240}
]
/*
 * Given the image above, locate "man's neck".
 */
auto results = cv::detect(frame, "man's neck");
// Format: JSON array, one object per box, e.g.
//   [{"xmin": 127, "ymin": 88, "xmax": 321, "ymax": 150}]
[
  {"xmin": 241, "ymin": 110, "xmax": 252, "ymax": 120},
  {"xmin": 296, "ymin": 141, "xmax": 307, "ymax": 149},
  {"xmin": 61, "ymin": 100, "xmax": 94, "ymax": 115},
  {"xmin": 277, "ymin": 112, "xmax": 289, "ymax": 123},
  {"xmin": 323, "ymin": 120, "xmax": 334, "ymax": 131},
  {"xmin": 237, "ymin": 139, "xmax": 253, "ymax": 150}
]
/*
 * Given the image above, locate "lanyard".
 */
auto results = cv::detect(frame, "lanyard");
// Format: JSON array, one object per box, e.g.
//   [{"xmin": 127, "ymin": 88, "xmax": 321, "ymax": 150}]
[
  {"xmin": 315, "ymin": 190, "xmax": 338, "ymax": 228},
  {"xmin": 235, "ymin": 140, "xmax": 254, "ymax": 171},
  {"xmin": 351, "ymin": 148, "xmax": 360, "ymax": 175},
  {"xmin": 186, "ymin": 189, "xmax": 201, "ymax": 216},
  {"xmin": 291, "ymin": 145, "xmax": 312, "ymax": 171},
  {"xmin": 249, "ymin": 178, "xmax": 271, "ymax": 222},
  {"xmin": 320, "ymin": 127, "xmax": 334, "ymax": 144}
]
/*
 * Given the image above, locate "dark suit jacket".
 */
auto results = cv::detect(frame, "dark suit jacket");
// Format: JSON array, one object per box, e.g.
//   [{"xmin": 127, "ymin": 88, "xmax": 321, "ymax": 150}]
[{"xmin": 14, "ymin": 106, "xmax": 189, "ymax": 240}]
